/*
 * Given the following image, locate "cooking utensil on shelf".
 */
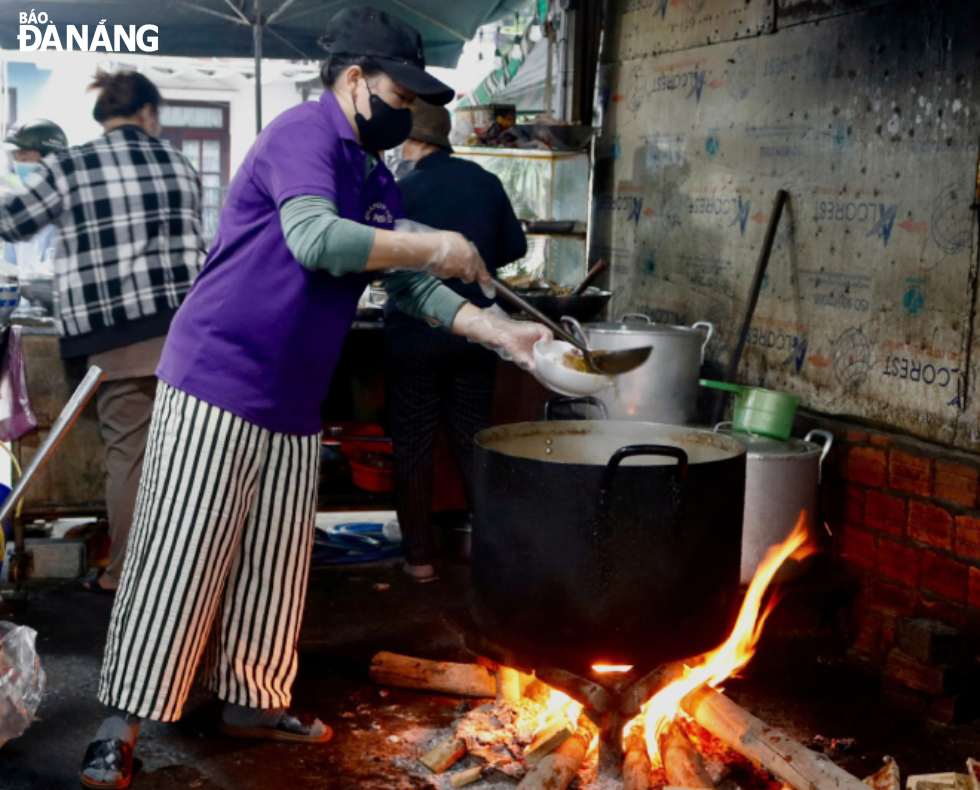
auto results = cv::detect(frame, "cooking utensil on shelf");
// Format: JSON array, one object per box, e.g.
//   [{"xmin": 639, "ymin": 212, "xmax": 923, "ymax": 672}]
[
  {"xmin": 571, "ymin": 258, "xmax": 610, "ymax": 296},
  {"xmin": 492, "ymin": 277, "xmax": 651, "ymax": 375},
  {"xmin": 498, "ymin": 287, "xmax": 613, "ymax": 323},
  {"xmin": 700, "ymin": 379, "xmax": 800, "ymax": 440}
]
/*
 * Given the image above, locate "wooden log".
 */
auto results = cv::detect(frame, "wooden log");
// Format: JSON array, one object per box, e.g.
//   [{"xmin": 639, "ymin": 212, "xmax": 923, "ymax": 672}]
[
  {"xmin": 907, "ymin": 775, "xmax": 972, "ymax": 790},
  {"xmin": 967, "ymin": 759, "xmax": 980, "ymax": 790},
  {"xmin": 450, "ymin": 765, "xmax": 488, "ymax": 788},
  {"xmin": 864, "ymin": 759, "xmax": 900, "ymax": 790},
  {"xmin": 681, "ymin": 686, "xmax": 870, "ymax": 790},
  {"xmin": 659, "ymin": 721, "xmax": 713, "ymax": 789},
  {"xmin": 498, "ymin": 666, "xmax": 522, "ymax": 703},
  {"xmin": 420, "ymin": 736, "xmax": 467, "ymax": 774},
  {"xmin": 598, "ymin": 711, "xmax": 629, "ymax": 781},
  {"xmin": 884, "ymin": 649, "xmax": 964, "ymax": 696},
  {"xmin": 896, "ymin": 617, "xmax": 961, "ymax": 666},
  {"xmin": 517, "ymin": 714, "xmax": 595, "ymax": 790},
  {"xmin": 369, "ymin": 652, "xmax": 496, "ymax": 698},
  {"xmin": 525, "ymin": 716, "xmax": 575, "ymax": 765},
  {"xmin": 624, "ymin": 730, "xmax": 654, "ymax": 790}
]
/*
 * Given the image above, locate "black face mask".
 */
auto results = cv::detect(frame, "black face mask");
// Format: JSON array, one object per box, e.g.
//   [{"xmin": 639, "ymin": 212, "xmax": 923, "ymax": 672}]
[{"xmin": 354, "ymin": 82, "xmax": 413, "ymax": 152}]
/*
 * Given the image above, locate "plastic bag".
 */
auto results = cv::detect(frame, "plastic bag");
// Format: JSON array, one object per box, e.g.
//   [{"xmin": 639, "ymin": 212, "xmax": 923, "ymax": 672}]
[
  {"xmin": 0, "ymin": 326, "xmax": 37, "ymax": 442},
  {"xmin": 0, "ymin": 622, "xmax": 45, "ymax": 748}
]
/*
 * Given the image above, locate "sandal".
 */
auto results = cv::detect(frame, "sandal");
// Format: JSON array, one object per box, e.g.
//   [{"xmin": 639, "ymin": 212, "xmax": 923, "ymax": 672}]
[
  {"xmin": 78, "ymin": 570, "xmax": 116, "ymax": 596},
  {"xmin": 402, "ymin": 562, "xmax": 439, "ymax": 583},
  {"xmin": 220, "ymin": 713, "xmax": 333, "ymax": 744},
  {"xmin": 79, "ymin": 738, "xmax": 133, "ymax": 789}
]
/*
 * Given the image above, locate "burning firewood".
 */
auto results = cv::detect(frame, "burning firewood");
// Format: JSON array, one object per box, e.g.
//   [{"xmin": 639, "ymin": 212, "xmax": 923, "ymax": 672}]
[
  {"xmin": 623, "ymin": 727, "xmax": 654, "ymax": 790},
  {"xmin": 968, "ymin": 759, "xmax": 980, "ymax": 790},
  {"xmin": 420, "ymin": 735, "xmax": 467, "ymax": 774},
  {"xmin": 863, "ymin": 759, "xmax": 900, "ymax": 790},
  {"xmin": 369, "ymin": 652, "xmax": 496, "ymax": 697},
  {"xmin": 449, "ymin": 765, "xmax": 490, "ymax": 788},
  {"xmin": 907, "ymin": 775, "xmax": 973, "ymax": 790},
  {"xmin": 498, "ymin": 666, "xmax": 522, "ymax": 703},
  {"xmin": 659, "ymin": 719, "xmax": 715, "ymax": 789},
  {"xmin": 516, "ymin": 712, "xmax": 597, "ymax": 790},
  {"xmin": 681, "ymin": 686, "xmax": 871, "ymax": 790},
  {"xmin": 524, "ymin": 716, "xmax": 576, "ymax": 765},
  {"xmin": 456, "ymin": 700, "xmax": 541, "ymax": 778}
]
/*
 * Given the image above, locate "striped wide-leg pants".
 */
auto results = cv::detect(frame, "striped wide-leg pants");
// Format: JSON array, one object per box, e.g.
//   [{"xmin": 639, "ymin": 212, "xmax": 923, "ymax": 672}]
[{"xmin": 98, "ymin": 382, "xmax": 320, "ymax": 722}]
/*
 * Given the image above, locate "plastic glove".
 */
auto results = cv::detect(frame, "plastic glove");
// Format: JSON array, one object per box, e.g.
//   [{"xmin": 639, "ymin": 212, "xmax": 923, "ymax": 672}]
[
  {"xmin": 462, "ymin": 308, "xmax": 553, "ymax": 374},
  {"xmin": 394, "ymin": 219, "xmax": 495, "ymax": 299}
]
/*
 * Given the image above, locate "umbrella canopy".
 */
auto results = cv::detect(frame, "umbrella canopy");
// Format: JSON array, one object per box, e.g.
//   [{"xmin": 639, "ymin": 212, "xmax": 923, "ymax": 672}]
[{"xmin": 0, "ymin": 0, "xmax": 525, "ymax": 66}]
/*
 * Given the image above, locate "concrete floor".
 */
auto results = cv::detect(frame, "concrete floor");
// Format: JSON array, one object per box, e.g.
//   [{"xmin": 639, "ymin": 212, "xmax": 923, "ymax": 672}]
[{"xmin": 1, "ymin": 554, "xmax": 979, "ymax": 789}]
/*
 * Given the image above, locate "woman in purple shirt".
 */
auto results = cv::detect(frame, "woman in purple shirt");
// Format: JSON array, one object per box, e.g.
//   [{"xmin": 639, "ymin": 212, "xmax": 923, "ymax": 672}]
[{"xmin": 80, "ymin": 8, "xmax": 549, "ymax": 789}]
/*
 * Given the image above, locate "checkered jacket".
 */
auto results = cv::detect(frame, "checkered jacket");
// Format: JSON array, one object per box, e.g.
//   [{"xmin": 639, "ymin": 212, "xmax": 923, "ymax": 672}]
[{"xmin": 0, "ymin": 125, "xmax": 205, "ymax": 357}]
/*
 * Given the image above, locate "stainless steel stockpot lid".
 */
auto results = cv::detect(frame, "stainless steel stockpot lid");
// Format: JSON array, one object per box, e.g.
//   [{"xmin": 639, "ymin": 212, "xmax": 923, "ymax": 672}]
[{"xmin": 584, "ymin": 321, "xmax": 704, "ymax": 337}]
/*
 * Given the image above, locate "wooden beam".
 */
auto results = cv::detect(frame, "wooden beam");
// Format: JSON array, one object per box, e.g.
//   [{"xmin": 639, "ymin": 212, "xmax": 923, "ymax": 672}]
[
  {"xmin": 369, "ymin": 652, "xmax": 496, "ymax": 698},
  {"xmin": 624, "ymin": 730, "xmax": 654, "ymax": 790},
  {"xmin": 450, "ymin": 765, "xmax": 488, "ymax": 788},
  {"xmin": 681, "ymin": 687, "xmax": 870, "ymax": 790},
  {"xmin": 517, "ymin": 713, "xmax": 596, "ymax": 790},
  {"xmin": 525, "ymin": 717, "xmax": 575, "ymax": 765},
  {"xmin": 420, "ymin": 736, "xmax": 467, "ymax": 774},
  {"xmin": 659, "ymin": 721, "xmax": 714, "ymax": 789}
]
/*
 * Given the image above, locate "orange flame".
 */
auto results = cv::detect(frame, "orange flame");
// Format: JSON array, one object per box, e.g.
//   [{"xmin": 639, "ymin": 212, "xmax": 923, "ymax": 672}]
[
  {"xmin": 642, "ymin": 512, "xmax": 816, "ymax": 758},
  {"xmin": 540, "ymin": 688, "xmax": 583, "ymax": 730}
]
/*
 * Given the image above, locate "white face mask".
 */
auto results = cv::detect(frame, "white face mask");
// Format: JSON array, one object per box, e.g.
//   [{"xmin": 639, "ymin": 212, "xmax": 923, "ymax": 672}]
[{"xmin": 14, "ymin": 162, "xmax": 38, "ymax": 183}]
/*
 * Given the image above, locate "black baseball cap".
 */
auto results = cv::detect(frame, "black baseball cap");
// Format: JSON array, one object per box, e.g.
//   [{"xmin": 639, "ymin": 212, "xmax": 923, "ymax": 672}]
[{"xmin": 319, "ymin": 7, "xmax": 455, "ymax": 106}]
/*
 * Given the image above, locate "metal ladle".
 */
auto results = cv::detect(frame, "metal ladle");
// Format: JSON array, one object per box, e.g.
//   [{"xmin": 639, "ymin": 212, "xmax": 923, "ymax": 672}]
[{"xmin": 492, "ymin": 278, "xmax": 652, "ymax": 375}]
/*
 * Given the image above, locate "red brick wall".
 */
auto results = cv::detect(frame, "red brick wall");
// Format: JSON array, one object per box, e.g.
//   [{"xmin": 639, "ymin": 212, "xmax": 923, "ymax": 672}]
[{"xmin": 797, "ymin": 414, "xmax": 980, "ymax": 666}]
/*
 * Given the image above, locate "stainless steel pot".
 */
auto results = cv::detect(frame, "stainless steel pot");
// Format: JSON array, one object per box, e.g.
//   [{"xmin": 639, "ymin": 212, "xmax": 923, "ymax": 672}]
[
  {"xmin": 583, "ymin": 315, "xmax": 713, "ymax": 425},
  {"xmin": 718, "ymin": 426, "xmax": 833, "ymax": 583}
]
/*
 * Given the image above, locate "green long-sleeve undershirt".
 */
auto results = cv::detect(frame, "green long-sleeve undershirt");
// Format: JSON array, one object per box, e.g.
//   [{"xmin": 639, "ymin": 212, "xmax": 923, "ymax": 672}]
[{"xmin": 279, "ymin": 194, "xmax": 466, "ymax": 330}]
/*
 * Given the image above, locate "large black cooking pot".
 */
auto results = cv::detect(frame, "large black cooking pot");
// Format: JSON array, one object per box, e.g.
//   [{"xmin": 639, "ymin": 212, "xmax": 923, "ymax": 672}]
[{"xmin": 471, "ymin": 421, "xmax": 746, "ymax": 676}]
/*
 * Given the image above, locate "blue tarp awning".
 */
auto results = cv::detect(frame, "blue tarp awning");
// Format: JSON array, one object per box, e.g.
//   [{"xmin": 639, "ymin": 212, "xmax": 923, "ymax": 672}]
[{"xmin": 0, "ymin": 1, "xmax": 526, "ymax": 66}]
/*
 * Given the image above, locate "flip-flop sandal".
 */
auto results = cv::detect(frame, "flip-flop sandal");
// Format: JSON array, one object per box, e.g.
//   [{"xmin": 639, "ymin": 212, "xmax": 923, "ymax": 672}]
[
  {"xmin": 220, "ymin": 714, "xmax": 333, "ymax": 744},
  {"xmin": 78, "ymin": 570, "xmax": 116, "ymax": 596},
  {"xmin": 79, "ymin": 738, "xmax": 133, "ymax": 789}
]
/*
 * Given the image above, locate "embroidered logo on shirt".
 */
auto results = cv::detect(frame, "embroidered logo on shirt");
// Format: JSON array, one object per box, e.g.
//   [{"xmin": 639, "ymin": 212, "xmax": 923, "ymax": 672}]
[{"xmin": 365, "ymin": 202, "xmax": 393, "ymax": 226}]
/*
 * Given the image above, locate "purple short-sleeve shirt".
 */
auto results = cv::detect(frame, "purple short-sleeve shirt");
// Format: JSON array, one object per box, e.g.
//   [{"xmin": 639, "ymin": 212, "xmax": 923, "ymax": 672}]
[{"xmin": 157, "ymin": 91, "xmax": 402, "ymax": 435}]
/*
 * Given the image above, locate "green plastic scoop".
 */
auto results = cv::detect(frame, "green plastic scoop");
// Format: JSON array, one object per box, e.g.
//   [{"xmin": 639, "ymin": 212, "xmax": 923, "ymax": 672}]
[{"xmin": 699, "ymin": 380, "xmax": 801, "ymax": 440}]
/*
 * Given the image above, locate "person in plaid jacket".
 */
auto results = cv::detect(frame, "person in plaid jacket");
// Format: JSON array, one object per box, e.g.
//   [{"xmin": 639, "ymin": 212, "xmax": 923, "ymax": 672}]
[{"xmin": 0, "ymin": 70, "xmax": 205, "ymax": 594}]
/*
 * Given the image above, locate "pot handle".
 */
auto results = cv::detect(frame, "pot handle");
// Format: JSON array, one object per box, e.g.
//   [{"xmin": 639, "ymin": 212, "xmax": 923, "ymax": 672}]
[
  {"xmin": 543, "ymin": 396, "xmax": 609, "ymax": 421},
  {"xmin": 597, "ymin": 444, "xmax": 689, "ymax": 514},
  {"xmin": 804, "ymin": 430, "xmax": 835, "ymax": 481},
  {"xmin": 692, "ymin": 321, "xmax": 714, "ymax": 363},
  {"xmin": 700, "ymin": 378, "xmax": 743, "ymax": 394},
  {"xmin": 620, "ymin": 312, "xmax": 652, "ymax": 324},
  {"xmin": 713, "ymin": 421, "xmax": 760, "ymax": 438}
]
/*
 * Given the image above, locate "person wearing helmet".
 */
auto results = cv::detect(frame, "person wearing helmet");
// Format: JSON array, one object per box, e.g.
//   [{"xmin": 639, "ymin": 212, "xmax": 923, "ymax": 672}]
[
  {"xmin": 79, "ymin": 8, "xmax": 549, "ymax": 789},
  {"xmin": 2, "ymin": 119, "xmax": 68, "ymax": 271}
]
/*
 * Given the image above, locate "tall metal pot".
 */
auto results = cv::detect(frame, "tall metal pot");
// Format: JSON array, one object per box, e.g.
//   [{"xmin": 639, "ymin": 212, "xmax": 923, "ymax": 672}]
[
  {"xmin": 583, "ymin": 315, "xmax": 713, "ymax": 425},
  {"xmin": 718, "ymin": 427, "xmax": 833, "ymax": 584},
  {"xmin": 470, "ymin": 420, "xmax": 745, "ymax": 676}
]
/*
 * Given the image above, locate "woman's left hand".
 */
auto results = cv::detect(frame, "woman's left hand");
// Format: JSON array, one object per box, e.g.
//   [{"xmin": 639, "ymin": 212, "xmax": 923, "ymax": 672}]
[{"xmin": 457, "ymin": 306, "xmax": 553, "ymax": 372}]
